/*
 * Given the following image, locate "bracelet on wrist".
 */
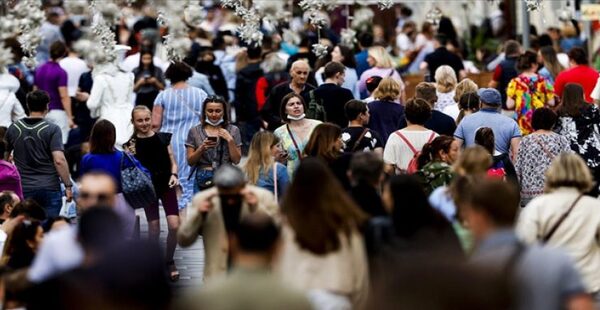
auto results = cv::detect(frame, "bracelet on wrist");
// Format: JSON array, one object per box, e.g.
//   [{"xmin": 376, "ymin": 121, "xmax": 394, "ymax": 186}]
[{"xmin": 171, "ymin": 173, "xmax": 178, "ymax": 177}]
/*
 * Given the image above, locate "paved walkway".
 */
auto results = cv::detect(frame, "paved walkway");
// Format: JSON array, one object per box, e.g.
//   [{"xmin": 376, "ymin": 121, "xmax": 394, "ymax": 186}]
[{"xmin": 135, "ymin": 208, "xmax": 204, "ymax": 291}]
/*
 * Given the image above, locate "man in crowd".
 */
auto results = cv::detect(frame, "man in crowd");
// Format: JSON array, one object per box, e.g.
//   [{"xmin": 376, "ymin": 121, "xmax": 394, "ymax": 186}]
[
  {"xmin": 234, "ymin": 45, "xmax": 264, "ymax": 154},
  {"xmin": 261, "ymin": 60, "xmax": 315, "ymax": 131},
  {"xmin": 312, "ymin": 61, "xmax": 355, "ymax": 128},
  {"xmin": 341, "ymin": 99, "xmax": 384, "ymax": 155},
  {"xmin": 355, "ymin": 32, "xmax": 374, "ymax": 78},
  {"xmin": 180, "ymin": 213, "xmax": 312, "ymax": 310},
  {"xmin": 555, "ymin": 47, "xmax": 599, "ymax": 103},
  {"xmin": 399, "ymin": 82, "xmax": 456, "ymax": 136},
  {"xmin": 28, "ymin": 172, "xmax": 117, "ymax": 283},
  {"xmin": 489, "ymin": 40, "xmax": 521, "ymax": 109},
  {"xmin": 454, "ymin": 88, "xmax": 521, "ymax": 159},
  {"xmin": 0, "ymin": 191, "xmax": 19, "ymax": 225},
  {"xmin": 34, "ymin": 41, "xmax": 75, "ymax": 144},
  {"xmin": 4, "ymin": 90, "xmax": 73, "ymax": 218},
  {"xmin": 420, "ymin": 34, "xmax": 465, "ymax": 81},
  {"xmin": 465, "ymin": 180, "xmax": 594, "ymax": 310},
  {"xmin": 178, "ymin": 164, "xmax": 278, "ymax": 281}
]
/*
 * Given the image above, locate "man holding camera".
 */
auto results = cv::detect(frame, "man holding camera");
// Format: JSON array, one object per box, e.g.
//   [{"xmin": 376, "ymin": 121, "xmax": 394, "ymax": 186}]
[{"xmin": 177, "ymin": 164, "xmax": 278, "ymax": 281}]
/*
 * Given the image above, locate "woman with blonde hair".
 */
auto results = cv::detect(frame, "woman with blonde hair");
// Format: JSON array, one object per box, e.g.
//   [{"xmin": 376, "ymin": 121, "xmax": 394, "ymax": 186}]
[
  {"xmin": 453, "ymin": 78, "xmax": 478, "ymax": 103},
  {"xmin": 433, "ymin": 65, "xmax": 459, "ymax": 118},
  {"xmin": 538, "ymin": 46, "xmax": 565, "ymax": 85},
  {"xmin": 517, "ymin": 153, "xmax": 600, "ymax": 297},
  {"xmin": 243, "ymin": 131, "xmax": 289, "ymax": 200},
  {"xmin": 367, "ymin": 78, "xmax": 406, "ymax": 143},
  {"xmin": 358, "ymin": 46, "xmax": 406, "ymax": 102}
]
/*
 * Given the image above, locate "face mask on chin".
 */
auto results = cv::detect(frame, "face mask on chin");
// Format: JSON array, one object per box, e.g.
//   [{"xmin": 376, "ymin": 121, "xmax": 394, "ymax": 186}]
[
  {"xmin": 287, "ymin": 113, "xmax": 306, "ymax": 121},
  {"xmin": 205, "ymin": 118, "xmax": 224, "ymax": 126}
]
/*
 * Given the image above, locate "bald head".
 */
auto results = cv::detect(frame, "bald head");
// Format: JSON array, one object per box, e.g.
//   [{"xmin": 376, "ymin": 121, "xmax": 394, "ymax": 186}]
[
  {"xmin": 78, "ymin": 172, "xmax": 118, "ymax": 210},
  {"xmin": 290, "ymin": 60, "xmax": 310, "ymax": 87}
]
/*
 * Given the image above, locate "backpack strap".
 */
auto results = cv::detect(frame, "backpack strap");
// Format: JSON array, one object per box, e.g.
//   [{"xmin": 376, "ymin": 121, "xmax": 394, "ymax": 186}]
[
  {"xmin": 427, "ymin": 132, "xmax": 436, "ymax": 143},
  {"xmin": 395, "ymin": 131, "xmax": 418, "ymax": 155},
  {"xmin": 351, "ymin": 128, "xmax": 369, "ymax": 152}
]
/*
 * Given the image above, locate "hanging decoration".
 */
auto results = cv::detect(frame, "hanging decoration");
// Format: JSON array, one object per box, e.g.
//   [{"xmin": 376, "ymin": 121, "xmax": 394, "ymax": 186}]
[
  {"xmin": 425, "ymin": 6, "xmax": 443, "ymax": 27},
  {"xmin": 377, "ymin": 0, "xmax": 394, "ymax": 11},
  {"xmin": 11, "ymin": 0, "xmax": 44, "ymax": 68},
  {"xmin": 524, "ymin": 0, "xmax": 542, "ymax": 12},
  {"xmin": 90, "ymin": 15, "xmax": 118, "ymax": 64},
  {"xmin": 157, "ymin": 1, "xmax": 193, "ymax": 62},
  {"xmin": 220, "ymin": 0, "xmax": 263, "ymax": 46},
  {"xmin": 183, "ymin": 3, "xmax": 205, "ymax": 28},
  {"xmin": 340, "ymin": 28, "xmax": 357, "ymax": 48},
  {"xmin": 0, "ymin": 43, "xmax": 14, "ymax": 73},
  {"xmin": 282, "ymin": 28, "xmax": 301, "ymax": 45},
  {"xmin": 558, "ymin": 0, "xmax": 572, "ymax": 22},
  {"xmin": 98, "ymin": 2, "xmax": 122, "ymax": 26}
]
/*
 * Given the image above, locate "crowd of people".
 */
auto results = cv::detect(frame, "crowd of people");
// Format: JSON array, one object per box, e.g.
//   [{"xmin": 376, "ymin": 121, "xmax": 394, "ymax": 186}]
[{"xmin": 0, "ymin": 1, "xmax": 599, "ymax": 309}]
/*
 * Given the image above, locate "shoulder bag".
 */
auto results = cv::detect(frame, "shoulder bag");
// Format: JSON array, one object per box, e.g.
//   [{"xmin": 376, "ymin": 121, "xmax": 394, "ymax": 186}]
[
  {"xmin": 351, "ymin": 128, "xmax": 369, "ymax": 152},
  {"xmin": 541, "ymin": 194, "xmax": 583, "ymax": 244},
  {"xmin": 286, "ymin": 124, "xmax": 303, "ymax": 160},
  {"xmin": 121, "ymin": 151, "xmax": 157, "ymax": 209}
]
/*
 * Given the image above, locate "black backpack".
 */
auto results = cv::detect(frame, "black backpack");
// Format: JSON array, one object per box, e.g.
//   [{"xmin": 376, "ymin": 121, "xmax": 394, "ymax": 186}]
[{"xmin": 306, "ymin": 90, "xmax": 326, "ymax": 121}]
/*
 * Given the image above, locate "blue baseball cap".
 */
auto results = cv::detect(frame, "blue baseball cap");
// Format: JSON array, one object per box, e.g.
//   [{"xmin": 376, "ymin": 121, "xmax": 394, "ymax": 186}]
[{"xmin": 477, "ymin": 88, "xmax": 502, "ymax": 106}]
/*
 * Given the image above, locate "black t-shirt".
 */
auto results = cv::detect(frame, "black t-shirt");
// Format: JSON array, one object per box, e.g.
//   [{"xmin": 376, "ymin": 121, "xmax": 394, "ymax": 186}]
[
  {"xmin": 341, "ymin": 127, "xmax": 384, "ymax": 152},
  {"xmin": 313, "ymin": 83, "xmax": 355, "ymax": 128},
  {"xmin": 424, "ymin": 47, "xmax": 464, "ymax": 81},
  {"xmin": 130, "ymin": 133, "xmax": 172, "ymax": 195}
]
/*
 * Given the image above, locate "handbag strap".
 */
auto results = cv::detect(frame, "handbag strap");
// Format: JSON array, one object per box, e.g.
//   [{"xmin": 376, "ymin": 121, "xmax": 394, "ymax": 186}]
[
  {"xmin": 395, "ymin": 131, "xmax": 417, "ymax": 155},
  {"xmin": 351, "ymin": 128, "xmax": 369, "ymax": 152},
  {"xmin": 533, "ymin": 135, "xmax": 555, "ymax": 160},
  {"xmin": 273, "ymin": 163, "xmax": 278, "ymax": 201},
  {"xmin": 175, "ymin": 89, "xmax": 202, "ymax": 117},
  {"xmin": 286, "ymin": 124, "xmax": 303, "ymax": 159},
  {"xmin": 542, "ymin": 194, "xmax": 584, "ymax": 244}
]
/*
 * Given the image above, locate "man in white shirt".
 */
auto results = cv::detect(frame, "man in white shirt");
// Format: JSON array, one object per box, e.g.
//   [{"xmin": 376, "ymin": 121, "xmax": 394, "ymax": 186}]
[
  {"xmin": 59, "ymin": 48, "xmax": 89, "ymax": 98},
  {"xmin": 28, "ymin": 172, "xmax": 118, "ymax": 283}
]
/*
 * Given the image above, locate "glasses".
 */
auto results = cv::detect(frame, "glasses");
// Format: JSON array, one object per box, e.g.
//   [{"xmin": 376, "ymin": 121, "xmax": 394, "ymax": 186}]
[{"xmin": 79, "ymin": 192, "xmax": 112, "ymax": 202}]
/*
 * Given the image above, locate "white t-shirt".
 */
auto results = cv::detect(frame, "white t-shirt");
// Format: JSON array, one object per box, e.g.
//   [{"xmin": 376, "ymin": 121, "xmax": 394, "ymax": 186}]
[
  {"xmin": 59, "ymin": 56, "xmax": 90, "ymax": 97},
  {"xmin": 0, "ymin": 90, "xmax": 26, "ymax": 128},
  {"xmin": 442, "ymin": 104, "xmax": 460, "ymax": 121},
  {"xmin": 383, "ymin": 129, "xmax": 438, "ymax": 172}
]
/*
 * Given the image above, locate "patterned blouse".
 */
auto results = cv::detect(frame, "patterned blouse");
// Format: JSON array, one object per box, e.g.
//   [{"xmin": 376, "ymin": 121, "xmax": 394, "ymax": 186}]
[
  {"xmin": 514, "ymin": 132, "xmax": 572, "ymax": 205},
  {"xmin": 555, "ymin": 105, "xmax": 600, "ymax": 169},
  {"xmin": 274, "ymin": 119, "xmax": 321, "ymax": 178},
  {"xmin": 506, "ymin": 74, "xmax": 554, "ymax": 136},
  {"xmin": 417, "ymin": 161, "xmax": 454, "ymax": 195}
]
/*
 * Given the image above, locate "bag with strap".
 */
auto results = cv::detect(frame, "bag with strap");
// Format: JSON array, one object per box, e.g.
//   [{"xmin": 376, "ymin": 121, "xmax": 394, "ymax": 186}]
[
  {"xmin": 540, "ymin": 194, "xmax": 583, "ymax": 244},
  {"xmin": 121, "ymin": 151, "xmax": 157, "ymax": 209},
  {"xmin": 395, "ymin": 131, "xmax": 436, "ymax": 174},
  {"xmin": 306, "ymin": 90, "xmax": 327, "ymax": 121}
]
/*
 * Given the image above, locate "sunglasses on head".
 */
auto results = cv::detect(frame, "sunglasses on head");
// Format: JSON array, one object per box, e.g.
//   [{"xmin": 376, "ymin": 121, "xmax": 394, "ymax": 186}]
[{"xmin": 205, "ymin": 95, "xmax": 225, "ymax": 103}]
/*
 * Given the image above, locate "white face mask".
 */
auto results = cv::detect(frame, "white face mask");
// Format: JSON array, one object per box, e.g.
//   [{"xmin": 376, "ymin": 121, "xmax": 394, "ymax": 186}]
[
  {"xmin": 205, "ymin": 117, "xmax": 224, "ymax": 126},
  {"xmin": 287, "ymin": 113, "xmax": 306, "ymax": 121}
]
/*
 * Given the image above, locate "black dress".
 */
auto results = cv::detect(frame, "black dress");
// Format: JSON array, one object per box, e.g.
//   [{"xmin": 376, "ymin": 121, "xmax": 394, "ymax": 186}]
[{"xmin": 131, "ymin": 133, "xmax": 172, "ymax": 196}]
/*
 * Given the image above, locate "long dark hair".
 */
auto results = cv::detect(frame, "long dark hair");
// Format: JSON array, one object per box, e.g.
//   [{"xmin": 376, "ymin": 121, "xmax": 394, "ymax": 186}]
[
  {"xmin": 457, "ymin": 92, "xmax": 480, "ymax": 124},
  {"xmin": 417, "ymin": 136, "xmax": 455, "ymax": 169},
  {"xmin": 336, "ymin": 45, "xmax": 357, "ymax": 69},
  {"xmin": 137, "ymin": 47, "xmax": 156, "ymax": 72},
  {"xmin": 282, "ymin": 158, "xmax": 366, "ymax": 255},
  {"xmin": 90, "ymin": 120, "xmax": 116, "ymax": 154},
  {"xmin": 540, "ymin": 46, "xmax": 564, "ymax": 79},
  {"xmin": 303, "ymin": 123, "xmax": 342, "ymax": 162},
  {"xmin": 201, "ymin": 95, "xmax": 230, "ymax": 127},
  {"xmin": 559, "ymin": 83, "xmax": 588, "ymax": 118},
  {"xmin": 4, "ymin": 220, "xmax": 41, "ymax": 268},
  {"xmin": 387, "ymin": 175, "xmax": 451, "ymax": 238}
]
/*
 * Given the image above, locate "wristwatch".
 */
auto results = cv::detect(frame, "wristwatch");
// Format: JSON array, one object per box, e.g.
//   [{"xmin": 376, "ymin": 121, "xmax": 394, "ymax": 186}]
[{"xmin": 171, "ymin": 173, "xmax": 178, "ymax": 177}]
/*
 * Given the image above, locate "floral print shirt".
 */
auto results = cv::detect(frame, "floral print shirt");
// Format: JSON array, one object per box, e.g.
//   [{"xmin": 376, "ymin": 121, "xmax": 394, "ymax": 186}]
[
  {"xmin": 555, "ymin": 105, "xmax": 600, "ymax": 169},
  {"xmin": 515, "ymin": 132, "xmax": 572, "ymax": 204},
  {"xmin": 417, "ymin": 161, "xmax": 454, "ymax": 195},
  {"xmin": 507, "ymin": 74, "xmax": 554, "ymax": 136}
]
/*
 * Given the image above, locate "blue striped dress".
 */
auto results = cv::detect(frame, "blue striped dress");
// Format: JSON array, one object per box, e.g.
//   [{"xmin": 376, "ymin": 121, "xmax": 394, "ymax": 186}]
[{"xmin": 154, "ymin": 86, "xmax": 207, "ymax": 209}]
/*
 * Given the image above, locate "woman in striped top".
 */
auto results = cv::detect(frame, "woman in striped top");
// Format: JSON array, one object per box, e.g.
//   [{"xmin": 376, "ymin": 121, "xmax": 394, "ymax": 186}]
[{"xmin": 152, "ymin": 62, "xmax": 208, "ymax": 211}]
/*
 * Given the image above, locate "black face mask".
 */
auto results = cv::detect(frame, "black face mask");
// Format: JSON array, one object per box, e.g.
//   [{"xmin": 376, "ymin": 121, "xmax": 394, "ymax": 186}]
[{"xmin": 220, "ymin": 194, "xmax": 243, "ymax": 233}]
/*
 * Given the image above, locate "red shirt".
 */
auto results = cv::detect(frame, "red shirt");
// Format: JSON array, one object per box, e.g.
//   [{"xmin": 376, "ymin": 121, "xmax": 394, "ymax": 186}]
[{"xmin": 554, "ymin": 65, "xmax": 599, "ymax": 103}]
